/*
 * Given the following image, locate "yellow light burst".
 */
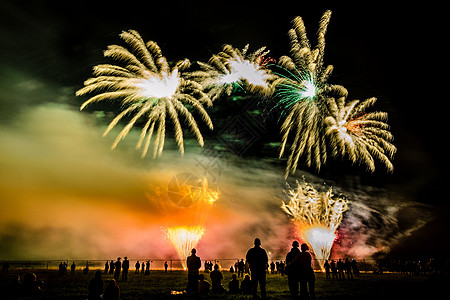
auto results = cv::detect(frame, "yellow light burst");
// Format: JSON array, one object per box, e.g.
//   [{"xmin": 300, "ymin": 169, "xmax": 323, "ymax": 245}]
[
  {"xmin": 165, "ymin": 225, "xmax": 205, "ymax": 268},
  {"xmin": 281, "ymin": 180, "xmax": 348, "ymax": 265}
]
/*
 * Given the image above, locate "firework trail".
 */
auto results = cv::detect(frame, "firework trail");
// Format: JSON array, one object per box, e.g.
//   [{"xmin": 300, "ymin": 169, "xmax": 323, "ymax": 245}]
[
  {"xmin": 324, "ymin": 88, "xmax": 396, "ymax": 172},
  {"xmin": 274, "ymin": 10, "xmax": 346, "ymax": 176},
  {"xmin": 76, "ymin": 30, "xmax": 213, "ymax": 158},
  {"xmin": 281, "ymin": 180, "xmax": 348, "ymax": 266},
  {"xmin": 164, "ymin": 225, "xmax": 205, "ymax": 269},
  {"xmin": 189, "ymin": 44, "xmax": 277, "ymax": 101}
]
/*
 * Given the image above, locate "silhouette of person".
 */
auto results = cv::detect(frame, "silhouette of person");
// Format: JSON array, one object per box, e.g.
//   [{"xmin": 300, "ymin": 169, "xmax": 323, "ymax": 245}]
[
  {"xmin": 324, "ymin": 260, "xmax": 331, "ymax": 279},
  {"xmin": 135, "ymin": 261, "xmax": 140, "ymax": 274},
  {"xmin": 210, "ymin": 264, "xmax": 226, "ymax": 293},
  {"xmin": 245, "ymin": 238, "xmax": 268, "ymax": 299},
  {"xmin": 58, "ymin": 262, "xmax": 63, "ymax": 274},
  {"xmin": 330, "ymin": 260, "xmax": 337, "ymax": 279},
  {"xmin": 351, "ymin": 259, "xmax": 359, "ymax": 276},
  {"xmin": 145, "ymin": 260, "xmax": 150, "ymax": 275},
  {"xmin": 109, "ymin": 260, "xmax": 115, "ymax": 275},
  {"xmin": 337, "ymin": 258, "xmax": 344, "ymax": 279},
  {"xmin": 22, "ymin": 273, "xmax": 42, "ymax": 297},
  {"xmin": 2, "ymin": 261, "xmax": 10, "ymax": 274},
  {"xmin": 83, "ymin": 261, "xmax": 89, "ymax": 275},
  {"xmin": 104, "ymin": 261, "xmax": 109, "ymax": 275},
  {"xmin": 88, "ymin": 270, "xmax": 103, "ymax": 300},
  {"xmin": 197, "ymin": 274, "xmax": 210, "ymax": 295},
  {"xmin": 71, "ymin": 262, "xmax": 76, "ymax": 275},
  {"xmin": 141, "ymin": 261, "xmax": 145, "ymax": 274},
  {"xmin": 164, "ymin": 261, "xmax": 168, "ymax": 273},
  {"xmin": 270, "ymin": 261, "xmax": 276, "ymax": 274},
  {"xmin": 286, "ymin": 240, "xmax": 301, "ymax": 299},
  {"xmin": 298, "ymin": 243, "xmax": 315, "ymax": 300},
  {"xmin": 103, "ymin": 279, "xmax": 120, "ymax": 300},
  {"xmin": 237, "ymin": 259, "xmax": 245, "ymax": 278},
  {"xmin": 186, "ymin": 248, "xmax": 201, "ymax": 294},
  {"xmin": 241, "ymin": 274, "xmax": 252, "ymax": 295},
  {"xmin": 344, "ymin": 258, "xmax": 353, "ymax": 279},
  {"xmin": 228, "ymin": 273, "xmax": 240, "ymax": 294},
  {"xmin": 122, "ymin": 257, "xmax": 129, "ymax": 281},
  {"xmin": 114, "ymin": 258, "xmax": 121, "ymax": 281}
]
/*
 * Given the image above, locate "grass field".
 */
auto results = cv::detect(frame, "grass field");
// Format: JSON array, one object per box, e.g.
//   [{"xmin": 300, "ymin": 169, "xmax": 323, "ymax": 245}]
[{"xmin": 0, "ymin": 269, "xmax": 447, "ymax": 299}]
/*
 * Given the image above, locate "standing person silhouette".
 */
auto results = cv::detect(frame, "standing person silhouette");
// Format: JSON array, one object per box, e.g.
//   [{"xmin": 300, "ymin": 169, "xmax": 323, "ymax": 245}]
[
  {"xmin": 104, "ymin": 261, "xmax": 109, "ymax": 275},
  {"xmin": 237, "ymin": 259, "xmax": 245, "ymax": 278},
  {"xmin": 122, "ymin": 257, "xmax": 129, "ymax": 281},
  {"xmin": 286, "ymin": 241, "xmax": 301, "ymax": 299},
  {"xmin": 245, "ymin": 238, "xmax": 268, "ymax": 299},
  {"xmin": 298, "ymin": 243, "xmax": 315, "ymax": 300},
  {"xmin": 186, "ymin": 248, "xmax": 201, "ymax": 294},
  {"xmin": 324, "ymin": 260, "xmax": 331, "ymax": 279},
  {"xmin": 114, "ymin": 258, "xmax": 121, "ymax": 281},
  {"xmin": 135, "ymin": 261, "xmax": 140, "ymax": 274},
  {"xmin": 109, "ymin": 260, "xmax": 115, "ymax": 275},
  {"xmin": 71, "ymin": 262, "xmax": 76, "ymax": 275}
]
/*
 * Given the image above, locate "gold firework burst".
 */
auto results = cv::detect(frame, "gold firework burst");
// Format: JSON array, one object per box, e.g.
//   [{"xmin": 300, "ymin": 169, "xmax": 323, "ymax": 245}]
[
  {"xmin": 189, "ymin": 44, "xmax": 277, "ymax": 101},
  {"xmin": 325, "ymin": 90, "xmax": 396, "ymax": 172},
  {"xmin": 76, "ymin": 30, "xmax": 213, "ymax": 158},
  {"xmin": 274, "ymin": 10, "xmax": 341, "ymax": 176}
]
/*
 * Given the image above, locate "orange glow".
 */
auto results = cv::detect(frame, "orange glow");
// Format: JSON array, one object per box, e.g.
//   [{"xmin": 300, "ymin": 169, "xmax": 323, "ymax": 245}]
[{"xmin": 165, "ymin": 225, "xmax": 205, "ymax": 268}]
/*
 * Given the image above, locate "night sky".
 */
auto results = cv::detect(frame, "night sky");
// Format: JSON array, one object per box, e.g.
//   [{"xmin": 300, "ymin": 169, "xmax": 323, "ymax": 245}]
[{"xmin": 0, "ymin": 1, "xmax": 447, "ymax": 260}]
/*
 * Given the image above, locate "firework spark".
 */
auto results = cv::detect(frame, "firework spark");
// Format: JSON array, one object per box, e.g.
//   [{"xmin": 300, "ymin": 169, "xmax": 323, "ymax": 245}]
[
  {"xmin": 324, "ymin": 90, "xmax": 396, "ymax": 172},
  {"xmin": 274, "ymin": 10, "xmax": 343, "ymax": 176},
  {"xmin": 164, "ymin": 225, "xmax": 205, "ymax": 269},
  {"xmin": 76, "ymin": 30, "xmax": 213, "ymax": 158},
  {"xmin": 190, "ymin": 44, "xmax": 276, "ymax": 101},
  {"xmin": 281, "ymin": 180, "xmax": 348, "ymax": 265}
]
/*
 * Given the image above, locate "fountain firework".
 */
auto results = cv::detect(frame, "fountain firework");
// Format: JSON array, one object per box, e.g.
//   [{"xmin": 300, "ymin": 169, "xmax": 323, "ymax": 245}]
[
  {"xmin": 163, "ymin": 177, "xmax": 218, "ymax": 267},
  {"xmin": 281, "ymin": 180, "xmax": 348, "ymax": 266},
  {"xmin": 164, "ymin": 225, "xmax": 205, "ymax": 269}
]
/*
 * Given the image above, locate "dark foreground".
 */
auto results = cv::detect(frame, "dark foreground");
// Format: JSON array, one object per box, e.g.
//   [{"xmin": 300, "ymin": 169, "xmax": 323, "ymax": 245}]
[{"xmin": 0, "ymin": 269, "xmax": 447, "ymax": 299}]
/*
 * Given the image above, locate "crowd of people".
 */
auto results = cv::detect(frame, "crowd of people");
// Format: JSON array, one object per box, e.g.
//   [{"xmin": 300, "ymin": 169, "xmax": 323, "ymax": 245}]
[
  {"xmin": 1, "ymin": 239, "xmax": 448, "ymax": 299},
  {"xmin": 185, "ymin": 238, "xmax": 315, "ymax": 299}
]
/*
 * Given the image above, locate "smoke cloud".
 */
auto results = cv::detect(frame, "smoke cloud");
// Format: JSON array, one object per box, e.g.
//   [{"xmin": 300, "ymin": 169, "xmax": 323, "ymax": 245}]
[{"xmin": 0, "ymin": 70, "xmax": 433, "ymax": 262}]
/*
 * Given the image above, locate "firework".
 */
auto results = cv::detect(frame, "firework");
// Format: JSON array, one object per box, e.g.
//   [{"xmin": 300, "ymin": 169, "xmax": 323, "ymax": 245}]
[
  {"xmin": 281, "ymin": 180, "xmax": 348, "ymax": 265},
  {"xmin": 76, "ymin": 30, "xmax": 213, "ymax": 158},
  {"xmin": 165, "ymin": 225, "xmax": 205, "ymax": 269},
  {"xmin": 163, "ymin": 177, "xmax": 218, "ymax": 268},
  {"xmin": 274, "ymin": 10, "xmax": 343, "ymax": 176},
  {"xmin": 189, "ymin": 44, "xmax": 276, "ymax": 101},
  {"xmin": 324, "ymin": 90, "xmax": 396, "ymax": 172}
]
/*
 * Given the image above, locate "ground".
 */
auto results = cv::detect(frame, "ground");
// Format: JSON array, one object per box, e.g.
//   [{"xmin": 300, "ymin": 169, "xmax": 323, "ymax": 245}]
[{"xmin": 0, "ymin": 269, "xmax": 447, "ymax": 299}]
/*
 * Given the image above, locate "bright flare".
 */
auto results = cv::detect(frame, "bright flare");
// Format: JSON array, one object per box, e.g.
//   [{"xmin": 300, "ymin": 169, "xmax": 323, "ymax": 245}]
[
  {"xmin": 189, "ymin": 44, "xmax": 276, "ymax": 101},
  {"xmin": 135, "ymin": 70, "xmax": 180, "ymax": 99},
  {"xmin": 302, "ymin": 226, "xmax": 336, "ymax": 264},
  {"xmin": 165, "ymin": 225, "xmax": 205, "ymax": 269},
  {"xmin": 228, "ymin": 57, "xmax": 270, "ymax": 88},
  {"xmin": 281, "ymin": 180, "xmax": 348, "ymax": 266}
]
